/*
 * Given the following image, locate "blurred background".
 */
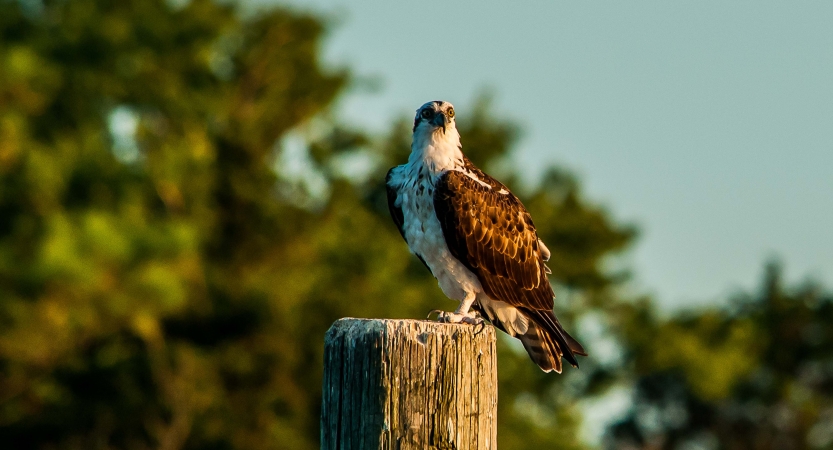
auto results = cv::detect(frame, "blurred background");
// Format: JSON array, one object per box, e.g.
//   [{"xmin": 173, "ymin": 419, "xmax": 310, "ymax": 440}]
[{"xmin": 1, "ymin": 0, "xmax": 832, "ymax": 449}]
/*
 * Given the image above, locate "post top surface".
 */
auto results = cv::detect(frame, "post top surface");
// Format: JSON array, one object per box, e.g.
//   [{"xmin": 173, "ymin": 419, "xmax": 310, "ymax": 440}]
[{"xmin": 325, "ymin": 317, "xmax": 496, "ymax": 342}]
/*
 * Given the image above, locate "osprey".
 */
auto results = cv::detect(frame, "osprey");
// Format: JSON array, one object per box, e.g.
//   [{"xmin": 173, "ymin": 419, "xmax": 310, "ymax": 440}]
[{"xmin": 385, "ymin": 100, "xmax": 587, "ymax": 373}]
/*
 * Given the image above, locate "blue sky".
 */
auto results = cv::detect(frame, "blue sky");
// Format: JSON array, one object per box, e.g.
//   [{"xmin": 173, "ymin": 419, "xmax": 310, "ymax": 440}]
[{"xmin": 267, "ymin": 0, "xmax": 833, "ymax": 310}]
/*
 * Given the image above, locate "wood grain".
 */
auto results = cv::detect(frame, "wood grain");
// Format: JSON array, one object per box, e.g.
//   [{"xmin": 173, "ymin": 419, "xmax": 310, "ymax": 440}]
[{"xmin": 321, "ymin": 318, "xmax": 497, "ymax": 450}]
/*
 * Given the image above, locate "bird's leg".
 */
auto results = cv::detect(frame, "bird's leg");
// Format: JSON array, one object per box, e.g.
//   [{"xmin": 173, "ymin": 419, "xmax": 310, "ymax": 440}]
[
  {"xmin": 430, "ymin": 292, "xmax": 483, "ymax": 325},
  {"xmin": 457, "ymin": 293, "xmax": 475, "ymax": 314}
]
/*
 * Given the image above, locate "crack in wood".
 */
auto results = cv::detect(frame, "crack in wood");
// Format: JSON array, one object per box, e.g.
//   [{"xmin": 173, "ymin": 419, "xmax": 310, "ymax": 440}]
[{"xmin": 321, "ymin": 318, "xmax": 498, "ymax": 450}]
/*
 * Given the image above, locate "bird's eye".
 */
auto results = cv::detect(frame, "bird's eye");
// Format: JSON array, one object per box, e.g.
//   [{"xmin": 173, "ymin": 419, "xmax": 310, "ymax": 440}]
[
  {"xmin": 420, "ymin": 109, "xmax": 433, "ymax": 119},
  {"xmin": 447, "ymin": 108, "xmax": 455, "ymax": 118}
]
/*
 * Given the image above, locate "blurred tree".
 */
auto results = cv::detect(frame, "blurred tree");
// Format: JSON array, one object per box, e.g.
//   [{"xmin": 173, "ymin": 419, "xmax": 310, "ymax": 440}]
[
  {"xmin": 0, "ymin": 0, "xmax": 346, "ymax": 448},
  {"xmin": 0, "ymin": 0, "xmax": 637, "ymax": 448},
  {"xmin": 606, "ymin": 262, "xmax": 833, "ymax": 450}
]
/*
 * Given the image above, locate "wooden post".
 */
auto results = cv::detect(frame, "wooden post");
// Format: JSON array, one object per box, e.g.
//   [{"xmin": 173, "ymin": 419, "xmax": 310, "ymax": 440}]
[{"xmin": 321, "ymin": 318, "xmax": 498, "ymax": 450}]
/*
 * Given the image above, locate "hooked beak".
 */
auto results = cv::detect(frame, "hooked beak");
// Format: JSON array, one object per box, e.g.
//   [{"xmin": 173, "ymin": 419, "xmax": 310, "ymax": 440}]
[{"xmin": 431, "ymin": 112, "xmax": 449, "ymax": 133}]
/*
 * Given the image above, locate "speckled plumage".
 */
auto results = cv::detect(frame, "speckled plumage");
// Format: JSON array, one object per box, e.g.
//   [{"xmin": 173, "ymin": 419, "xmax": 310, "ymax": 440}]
[{"xmin": 386, "ymin": 100, "xmax": 586, "ymax": 372}]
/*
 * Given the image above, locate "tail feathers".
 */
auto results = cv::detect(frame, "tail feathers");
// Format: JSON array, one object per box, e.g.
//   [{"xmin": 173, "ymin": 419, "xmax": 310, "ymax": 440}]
[
  {"xmin": 519, "ymin": 322, "xmax": 563, "ymax": 373},
  {"xmin": 521, "ymin": 308, "xmax": 580, "ymax": 368},
  {"xmin": 519, "ymin": 308, "xmax": 587, "ymax": 372},
  {"xmin": 472, "ymin": 298, "xmax": 586, "ymax": 373},
  {"xmin": 561, "ymin": 327, "xmax": 587, "ymax": 356}
]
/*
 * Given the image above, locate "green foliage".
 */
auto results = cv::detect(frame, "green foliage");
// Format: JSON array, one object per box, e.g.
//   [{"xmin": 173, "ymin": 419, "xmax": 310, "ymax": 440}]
[
  {"xmin": 608, "ymin": 263, "xmax": 833, "ymax": 449},
  {"xmin": 0, "ymin": 0, "xmax": 634, "ymax": 448},
  {"xmin": 1, "ymin": 0, "xmax": 346, "ymax": 448}
]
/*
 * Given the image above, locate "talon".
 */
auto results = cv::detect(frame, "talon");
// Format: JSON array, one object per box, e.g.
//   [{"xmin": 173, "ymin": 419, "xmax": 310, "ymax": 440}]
[
  {"xmin": 461, "ymin": 316, "xmax": 484, "ymax": 325},
  {"xmin": 427, "ymin": 309, "xmax": 444, "ymax": 320}
]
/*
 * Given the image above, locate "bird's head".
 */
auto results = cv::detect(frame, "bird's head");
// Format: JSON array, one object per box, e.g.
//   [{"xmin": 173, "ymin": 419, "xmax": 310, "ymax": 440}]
[{"xmin": 413, "ymin": 100, "xmax": 457, "ymax": 135}]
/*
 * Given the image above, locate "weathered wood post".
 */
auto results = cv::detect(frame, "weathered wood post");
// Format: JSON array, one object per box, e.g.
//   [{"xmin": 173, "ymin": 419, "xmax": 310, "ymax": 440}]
[{"xmin": 321, "ymin": 318, "xmax": 498, "ymax": 450}]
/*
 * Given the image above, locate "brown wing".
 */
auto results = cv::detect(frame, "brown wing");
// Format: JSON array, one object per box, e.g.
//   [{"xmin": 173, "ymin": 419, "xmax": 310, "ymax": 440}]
[
  {"xmin": 385, "ymin": 168, "xmax": 406, "ymax": 240},
  {"xmin": 434, "ymin": 169, "xmax": 554, "ymax": 311}
]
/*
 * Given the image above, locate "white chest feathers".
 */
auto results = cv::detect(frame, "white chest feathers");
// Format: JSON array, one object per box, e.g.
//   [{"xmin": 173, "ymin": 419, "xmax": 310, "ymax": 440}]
[{"xmin": 389, "ymin": 163, "xmax": 483, "ymax": 302}]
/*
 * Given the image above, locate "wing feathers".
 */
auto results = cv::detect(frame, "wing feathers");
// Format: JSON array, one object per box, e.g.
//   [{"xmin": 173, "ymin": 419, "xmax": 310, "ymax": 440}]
[
  {"xmin": 434, "ymin": 169, "xmax": 554, "ymax": 311},
  {"xmin": 432, "ymin": 163, "xmax": 585, "ymax": 372},
  {"xmin": 385, "ymin": 168, "xmax": 406, "ymax": 240}
]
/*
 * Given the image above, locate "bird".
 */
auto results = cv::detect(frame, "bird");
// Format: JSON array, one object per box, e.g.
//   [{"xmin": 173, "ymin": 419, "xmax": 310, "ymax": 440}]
[{"xmin": 385, "ymin": 100, "xmax": 587, "ymax": 373}]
